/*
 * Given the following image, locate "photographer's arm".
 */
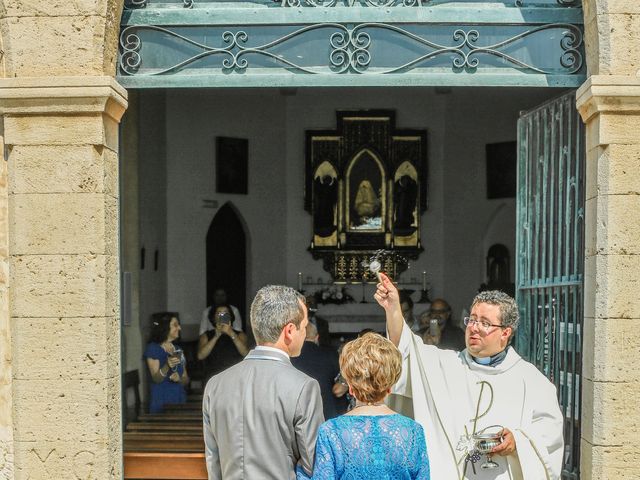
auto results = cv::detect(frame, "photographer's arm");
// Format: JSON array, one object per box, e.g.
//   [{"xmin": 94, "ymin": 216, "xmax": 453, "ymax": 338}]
[
  {"xmin": 146, "ymin": 357, "xmax": 171, "ymax": 384},
  {"xmin": 197, "ymin": 332, "xmax": 220, "ymax": 361},
  {"xmin": 231, "ymin": 332, "xmax": 250, "ymax": 356},
  {"xmin": 217, "ymin": 323, "xmax": 249, "ymax": 356}
]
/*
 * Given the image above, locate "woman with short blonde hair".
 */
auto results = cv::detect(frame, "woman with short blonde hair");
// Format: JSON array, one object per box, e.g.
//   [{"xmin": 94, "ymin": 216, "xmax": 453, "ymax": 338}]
[
  {"xmin": 340, "ymin": 332, "xmax": 402, "ymax": 404},
  {"xmin": 298, "ymin": 333, "xmax": 430, "ymax": 479}
]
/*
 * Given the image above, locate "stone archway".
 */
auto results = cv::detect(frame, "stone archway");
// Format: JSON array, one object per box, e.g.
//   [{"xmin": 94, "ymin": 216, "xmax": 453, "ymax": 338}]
[
  {"xmin": 0, "ymin": 0, "xmax": 638, "ymax": 478},
  {"xmin": 0, "ymin": 1, "xmax": 127, "ymax": 478}
]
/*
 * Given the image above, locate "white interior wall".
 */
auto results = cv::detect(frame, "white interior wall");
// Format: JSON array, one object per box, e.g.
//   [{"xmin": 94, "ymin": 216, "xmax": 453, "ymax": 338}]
[
  {"xmin": 442, "ymin": 88, "xmax": 553, "ymax": 326},
  {"xmin": 133, "ymin": 86, "xmax": 560, "ymax": 339},
  {"xmin": 121, "ymin": 91, "xmax": 169, "ymax": 404},
  {"xmin": 165, "ymin": 90, "xmax": 287, "ymax": 335},
  {"xmin": 138, "ymin": 92, "xmax": 169, "ymax": 339}
]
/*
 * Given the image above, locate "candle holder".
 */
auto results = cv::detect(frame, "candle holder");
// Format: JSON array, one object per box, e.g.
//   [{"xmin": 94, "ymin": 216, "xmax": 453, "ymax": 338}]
[{"xmin": 419, "ymin": 288, "xmax": 431, "ymax": 303}]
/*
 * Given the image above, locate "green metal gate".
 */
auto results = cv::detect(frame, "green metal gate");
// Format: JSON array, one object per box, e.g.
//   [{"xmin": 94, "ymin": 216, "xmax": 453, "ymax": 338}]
[{"xmin": 515, "ymin": 91, "xmax": 585, "ymax": 480}]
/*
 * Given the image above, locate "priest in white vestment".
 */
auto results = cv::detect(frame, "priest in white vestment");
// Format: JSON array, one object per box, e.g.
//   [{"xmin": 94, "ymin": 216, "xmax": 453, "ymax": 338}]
[{"xmin": 374, "ymin": 273, "xmax": 564, "ymax": 480}]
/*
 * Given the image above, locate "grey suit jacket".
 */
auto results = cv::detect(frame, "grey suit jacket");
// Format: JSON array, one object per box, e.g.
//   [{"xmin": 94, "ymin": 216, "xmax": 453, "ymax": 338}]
[{"xmin": 203, "ymin": 348, "xmax": 324, "ymax": 480}]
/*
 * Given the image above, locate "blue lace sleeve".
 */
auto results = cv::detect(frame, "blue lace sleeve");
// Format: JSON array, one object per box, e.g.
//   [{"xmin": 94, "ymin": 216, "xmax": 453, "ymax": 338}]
[
  {"xmin": 311, "ymin": 427, "xmax": 337, "ymax": 479},
  {"xmin": 412, "ymin": 424, "xmax": 430, "ymax": 480},
  {"xmin": 296, "ymin": 426, "xmax": 336, "ymax": 480}
]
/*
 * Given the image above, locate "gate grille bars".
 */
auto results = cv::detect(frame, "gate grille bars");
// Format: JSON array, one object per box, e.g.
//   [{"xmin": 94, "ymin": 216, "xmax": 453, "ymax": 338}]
[{"xmin": 516, "ymin": 91, "xmax": 585, "ymax": 480}]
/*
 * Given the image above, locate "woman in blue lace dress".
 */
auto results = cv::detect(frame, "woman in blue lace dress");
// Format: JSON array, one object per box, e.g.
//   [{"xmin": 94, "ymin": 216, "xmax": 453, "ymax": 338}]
[{"xmin": 298, "ymin": 332, "xmax": 429, "ymax": 479}]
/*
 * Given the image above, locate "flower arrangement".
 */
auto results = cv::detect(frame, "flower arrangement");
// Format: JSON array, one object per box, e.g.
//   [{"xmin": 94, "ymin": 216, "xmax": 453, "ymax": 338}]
[{"xmin": 314, "ymin": 285, "xmax": 354, "ymax": 305}]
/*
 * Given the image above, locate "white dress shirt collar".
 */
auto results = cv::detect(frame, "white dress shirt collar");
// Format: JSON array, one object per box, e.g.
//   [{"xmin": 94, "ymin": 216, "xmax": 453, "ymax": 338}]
[{"xmin": 255, "ymin": 345, "xmax": 290, "ymax": 359}]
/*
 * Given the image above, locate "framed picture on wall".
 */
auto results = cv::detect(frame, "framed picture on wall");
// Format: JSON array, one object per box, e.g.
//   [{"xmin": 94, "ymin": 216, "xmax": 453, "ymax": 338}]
[
  {"xmin": 486, "ymin": 141, "xmax": 517, "ymax": 199},
  {"xmin": 216, "ymin": 137, "xmax": 248, "ymax": 194}
]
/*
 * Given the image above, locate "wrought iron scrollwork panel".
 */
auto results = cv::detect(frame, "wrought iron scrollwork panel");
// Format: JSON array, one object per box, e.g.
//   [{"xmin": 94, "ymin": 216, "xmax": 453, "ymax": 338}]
[
  {"xmin": 122, "ymin": 0, "xmax": 582, "ymax": 7},
  {"xmin": 119, "ymin": 23, "xmax": 583, "ymax": 76}
]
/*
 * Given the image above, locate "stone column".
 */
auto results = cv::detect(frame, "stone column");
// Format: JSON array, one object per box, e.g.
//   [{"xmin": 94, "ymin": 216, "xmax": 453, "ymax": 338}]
[
  {"xmin": 577, "ymin": 76, "xmax": 640, "ymax": 479},
  {"xmin": 0, "ymin": 116, "xmax": 14, "ymax": 479},
  {"xmin": 0, "ymin": 76, "xmax": 127, "ymax": 479}
]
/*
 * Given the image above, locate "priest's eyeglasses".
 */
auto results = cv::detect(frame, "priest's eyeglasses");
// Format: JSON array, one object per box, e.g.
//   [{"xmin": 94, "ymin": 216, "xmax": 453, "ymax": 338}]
[{"xmin": 463, "ymin": 317, "xmax": 506, "ymax": 332}]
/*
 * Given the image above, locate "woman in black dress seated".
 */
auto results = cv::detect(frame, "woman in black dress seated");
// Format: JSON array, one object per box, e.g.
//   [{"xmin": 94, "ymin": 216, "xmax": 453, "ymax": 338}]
[{"xmin": 197, "ymin": 304, "xmax": 250, "ymax": 381}]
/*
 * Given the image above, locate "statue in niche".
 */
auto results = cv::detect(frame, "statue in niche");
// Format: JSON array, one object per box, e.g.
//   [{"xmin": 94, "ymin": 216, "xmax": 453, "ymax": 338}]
[
  {"xmin": 487, "ymin": 244, "xmax": 510, "ymax": 285},
  {"xmin": 393, "ymin": 161, "xmax": 418, "ymax": 234},
  {"xmin": 348, "ymin": 151, "xmax": 384, "ymax": 231},
  {"xmin": 355, "ymin": 180, "xmax": 381, "ymax": 218},
  {"xmin": 313, "ymin": 161, "xmax": 339, "ymax": 239},
  {"xmin": 479, "ymin": 244, "xmax": 514, "ymax": 296}
]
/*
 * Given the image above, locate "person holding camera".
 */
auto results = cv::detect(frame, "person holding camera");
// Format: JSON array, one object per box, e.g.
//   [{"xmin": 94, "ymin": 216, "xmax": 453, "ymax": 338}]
[
  {"xmin": 417, "ymin": 298, "xmax": 466, "ymax": 351},
  {"xmin": 197, "ymin": 304, "xmax": 250, "ymax": 380},
  {"xmin": 199, "ymin": 288, "xmax": 244, "ymax": 337},
  {"xmin": 144, "ymin": 312, "xmax": 189, "ymax": 413}
]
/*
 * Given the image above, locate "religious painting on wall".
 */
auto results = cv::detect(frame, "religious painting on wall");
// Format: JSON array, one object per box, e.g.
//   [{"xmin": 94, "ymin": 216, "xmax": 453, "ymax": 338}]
[
  {"xmin": 486, "ymin": 141, "xmax": 517, "ymax": 199},
  {"xmin": 216, "ymin": 137, "xmax": 248, "ymax": 194},
  {"xmin": 305, "ymin": 110, "xmax": 427, "ymax": 281}
]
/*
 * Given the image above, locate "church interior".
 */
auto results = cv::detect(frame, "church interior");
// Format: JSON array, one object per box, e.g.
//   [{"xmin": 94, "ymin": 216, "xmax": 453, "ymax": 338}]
[{"xmin": 119, "ymin": 85, "xmax": 567, "ymax": 475}]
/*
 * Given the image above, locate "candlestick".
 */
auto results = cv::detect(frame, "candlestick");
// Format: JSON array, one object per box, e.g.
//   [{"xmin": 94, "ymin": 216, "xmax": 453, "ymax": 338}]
[
  {"xmin": 297, "ymin": 272, "xmax": 303, "ymax": 292},
  {"xmin": 422, "ymin": 271, "xmax": 427, "ymax": 291}
]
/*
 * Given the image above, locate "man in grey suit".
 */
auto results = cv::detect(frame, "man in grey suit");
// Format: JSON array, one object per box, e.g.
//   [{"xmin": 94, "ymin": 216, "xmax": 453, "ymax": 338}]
[{"xmin": 203, "ymin": 285, "xmax": 324, "ymax": 479}]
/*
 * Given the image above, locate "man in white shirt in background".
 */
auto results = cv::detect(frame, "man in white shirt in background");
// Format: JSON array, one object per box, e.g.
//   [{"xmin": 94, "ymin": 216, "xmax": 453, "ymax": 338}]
[{"xmin": 199, "ymin": 288, "xmax": 243, "ymax": 336}]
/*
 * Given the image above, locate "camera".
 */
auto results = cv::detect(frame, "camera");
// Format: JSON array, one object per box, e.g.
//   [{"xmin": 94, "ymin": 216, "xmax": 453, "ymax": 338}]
[
  {"xmin": 217, "ymin": 311, "xmax": 232, "ymax": 325},
  {"xmin": 429, "ymin": 318, "xmax": 439, "ymax": 337}
]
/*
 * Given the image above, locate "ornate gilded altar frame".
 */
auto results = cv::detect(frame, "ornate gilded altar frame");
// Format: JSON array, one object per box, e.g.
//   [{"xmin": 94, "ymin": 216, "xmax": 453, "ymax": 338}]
[{"xmin": 305, "ymin": 110, "xmax": 427, "ymax": 281}]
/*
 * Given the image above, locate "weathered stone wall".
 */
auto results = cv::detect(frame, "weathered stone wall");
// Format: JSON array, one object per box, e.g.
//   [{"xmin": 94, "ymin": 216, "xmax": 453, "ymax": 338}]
[
  {"xmin": 0, "ymin": 9, "xmax": 14, "ymax": 477},
  {"xmin": 583, "ymin": 0, "xmax": 640, "ymax": 76},
  {"xmin": 0, "ymin": 0, "xmax": 123, "ymax": 78},
  {"xmin": 0, "ymin": 0, "xmax": 635, "ymax": 478},
  {"xmin": 0, "ymin": 77, "xmax": 127, "ymax": 479},
  {"xmin": 579, "ymin": 1, "xmax": 640, "ymax": 478},
  {"xmin": 0, "ymin": 119, "xmax": 14, "ymax": 480},
  {"xmin": 0, "ymin": 1, "xmax": 127, "ymax": 478}
]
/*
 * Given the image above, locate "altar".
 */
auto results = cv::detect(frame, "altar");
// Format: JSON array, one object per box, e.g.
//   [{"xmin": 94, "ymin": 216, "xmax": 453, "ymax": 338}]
[{"xmin": 316, "ymin": 302, "xmax": 430, "ymax": 333}]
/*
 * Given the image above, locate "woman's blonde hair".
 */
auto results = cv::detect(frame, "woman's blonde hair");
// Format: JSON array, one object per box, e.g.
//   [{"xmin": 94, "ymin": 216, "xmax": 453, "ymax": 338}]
[{"xmin": 339, "ymin": 332, "xmax": 402, "ymax": 404}]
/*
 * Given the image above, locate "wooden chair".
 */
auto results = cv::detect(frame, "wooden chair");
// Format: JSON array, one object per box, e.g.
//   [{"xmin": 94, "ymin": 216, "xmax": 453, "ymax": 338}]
[{"xmin": 123, "ymin": 370, "xmax": 142, "ymax": 426}]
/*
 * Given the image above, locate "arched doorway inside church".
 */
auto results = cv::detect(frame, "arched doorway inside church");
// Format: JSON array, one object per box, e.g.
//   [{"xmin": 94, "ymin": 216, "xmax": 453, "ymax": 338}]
[{"xmin": 206, "ymin": 202, "xmax": 248, "ymax": 329}]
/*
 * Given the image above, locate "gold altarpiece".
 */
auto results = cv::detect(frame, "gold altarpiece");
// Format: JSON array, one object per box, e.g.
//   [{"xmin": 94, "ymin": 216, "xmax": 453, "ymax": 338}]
[{"xmin": 305, "ymin": 110, "xmax": 427, "ymax": 281}]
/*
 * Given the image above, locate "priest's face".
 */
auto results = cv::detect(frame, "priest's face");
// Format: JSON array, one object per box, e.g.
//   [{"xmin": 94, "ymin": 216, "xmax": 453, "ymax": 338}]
[{"xmin": 465, "ymin": 302, "xmax": 511, "ymax": 357}]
